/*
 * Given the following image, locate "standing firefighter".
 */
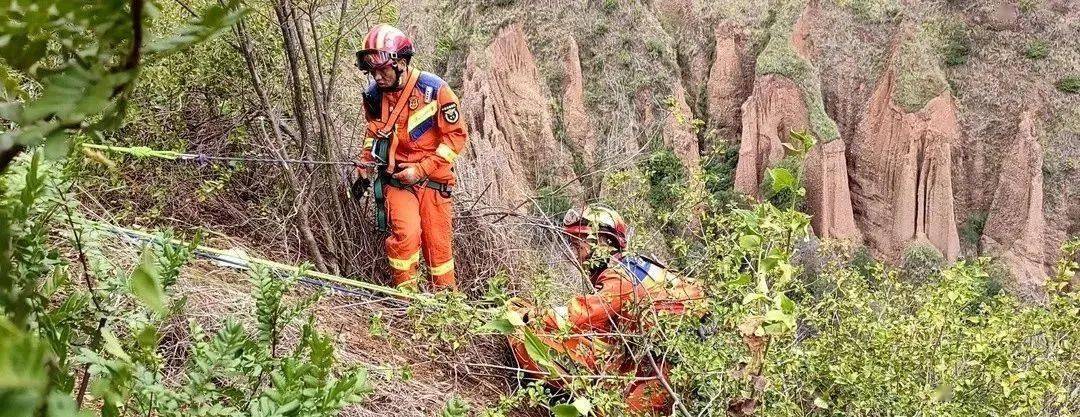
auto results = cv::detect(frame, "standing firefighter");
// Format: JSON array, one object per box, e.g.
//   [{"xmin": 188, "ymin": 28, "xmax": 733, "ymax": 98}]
[
  {"xmin": 353, "ymin": 24, "xmax": 467, "ymax": 291},
  {"xmin": 507, "ymin": 204, "xmax": 706, "ymax": 416}
]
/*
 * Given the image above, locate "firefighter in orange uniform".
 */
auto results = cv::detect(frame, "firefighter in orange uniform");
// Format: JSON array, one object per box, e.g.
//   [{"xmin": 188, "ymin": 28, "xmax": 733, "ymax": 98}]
[
  {"xmin": 353, "ymin": 24, "xmax": 466, "ymax": 291},
  {"xmin": 506, "ymin": 204, "xmax": 706, "ymax": 415}
]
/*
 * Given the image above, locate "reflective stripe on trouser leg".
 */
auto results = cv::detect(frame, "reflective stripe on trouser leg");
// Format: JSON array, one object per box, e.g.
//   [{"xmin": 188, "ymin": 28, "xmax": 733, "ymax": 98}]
[
  {"xmin": 418, "ymin": 187, "xmax": 455, "ymax": 290},
  {"xmin": 385, "ymin": 185, "xmax": 422, "ymax": 290}
]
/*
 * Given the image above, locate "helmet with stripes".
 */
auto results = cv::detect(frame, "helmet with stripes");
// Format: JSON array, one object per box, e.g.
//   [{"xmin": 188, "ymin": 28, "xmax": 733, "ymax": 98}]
[
  {"xmin": 563, "ymin": 204, "xmax": 629, "ymax": 250},
  {"xmin": 356, "ymin": 24, "xmax": 414, "ymax": 71}
]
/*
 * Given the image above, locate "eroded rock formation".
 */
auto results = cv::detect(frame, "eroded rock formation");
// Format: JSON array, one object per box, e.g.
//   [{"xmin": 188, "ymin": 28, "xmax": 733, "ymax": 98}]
[
  {"xmin": 803, "ymin": 141, "xmax": 864, "ymax": 241},
  {"xmin": 665, "ymin": 82, "xmax": 704, "ymax": 178},
  {"xmin": 561, "ymin": 37, "xmax": 596, "ymax": 170},
  {"xmin": 981, "ymin": 111, "xmax": 1048, "ymax": 297},
  {"xmin": 706, "ymin": 24, "xmax": 748, "ymax": 141},
  {"xmin": 732, "ymin": 0, "xmax": 861, "ymax": 242},
  {"xmin": 458, "ymin": 24, "xmax": 581, "ymax": 210},
  {"xmin": 848, "ymin": 54, "xmax": 961, "ymax": 262},
  {"xmin": 734, "ymin": 75, "xmax": 808, "ymax": 198}
]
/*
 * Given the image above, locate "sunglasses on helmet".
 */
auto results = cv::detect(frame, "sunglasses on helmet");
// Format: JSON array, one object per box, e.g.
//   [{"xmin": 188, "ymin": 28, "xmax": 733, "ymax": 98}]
[{"xmin": 355, "ymin": 50, "xmax": 395, "ymax": 72}]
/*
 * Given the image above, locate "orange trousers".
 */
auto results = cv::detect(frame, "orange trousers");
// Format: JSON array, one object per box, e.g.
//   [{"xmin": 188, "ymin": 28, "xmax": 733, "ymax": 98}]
[
  {"xmin": 384, "ymin": 184, "xmax": 455, "ymax": 291},
  {"xmin": 507, "ymin": 333, "xmax": 673, "ymax": 416}
]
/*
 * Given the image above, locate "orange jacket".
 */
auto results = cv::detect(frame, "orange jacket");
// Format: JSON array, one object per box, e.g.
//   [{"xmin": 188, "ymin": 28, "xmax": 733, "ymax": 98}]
[
  {"xmin": 361, "ymin": 69, "xmax": 467, "ymax": 185},
  {"xmin": 540, "ymin": 255, "xmax": 705, "ymax": 333}
]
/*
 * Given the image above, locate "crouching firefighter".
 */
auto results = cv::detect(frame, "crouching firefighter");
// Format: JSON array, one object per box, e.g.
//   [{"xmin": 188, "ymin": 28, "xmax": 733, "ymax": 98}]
[
  {"xmin": 350, "ymin": 24, "xmax": 467, "ymax": 292},
  {"xmin": 505, "ymin": 204, "xmax": 707, "ymax": 416}
]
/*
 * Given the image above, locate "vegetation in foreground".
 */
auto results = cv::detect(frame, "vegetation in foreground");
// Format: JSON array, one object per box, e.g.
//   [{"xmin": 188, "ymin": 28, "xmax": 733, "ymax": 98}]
[{"xmin": 2, "ymin": 1, "xmax": 1078, "ymax": 417}]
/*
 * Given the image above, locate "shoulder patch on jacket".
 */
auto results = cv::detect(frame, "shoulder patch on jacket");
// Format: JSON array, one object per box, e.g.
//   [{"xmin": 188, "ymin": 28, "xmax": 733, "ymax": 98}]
[
  {"xmin": 417, "ymin": 71, "xmax": 447, "ymax": 103},
  {"xmin": 441, "ymin": 103, "xmax": 459, "ymax": 124}
]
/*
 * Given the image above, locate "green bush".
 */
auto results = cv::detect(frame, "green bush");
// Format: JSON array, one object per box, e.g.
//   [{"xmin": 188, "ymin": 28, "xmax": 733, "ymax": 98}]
[
  {"xmin": 960, "ymin": 211, "xmax": 988, "ymax": 249},
  {"xmin": 641, "ymin": 148, "xmax": 688, "ymax": 212},
  {"xmin": 762, "ymin": 259, "xmax": 1078, "ymax": 416},
  {"xmin": 701, "ymin": 141, "xmax": 740, "ymax": 209},
  {"xmin": 1056, "ymin": 76, "xmax": 1080, "ymax": 94},
  {"xmin": 1025, "ymin": 39, "xmax": 1050, "ymax": 60},
  {"xmin": 849, "ymin": 245, "xmax": 877, "ymax": 280},
  {"xmin": 900, "ymin": 242, "xmax": 946, "ymax": 283},
  {"xmin": 941, "ymin": 22, "xmax": 972, "ymax": 67},
  {"xmin": 654, "ymin": 202, "xmax": 1080, "ymax": 416}
]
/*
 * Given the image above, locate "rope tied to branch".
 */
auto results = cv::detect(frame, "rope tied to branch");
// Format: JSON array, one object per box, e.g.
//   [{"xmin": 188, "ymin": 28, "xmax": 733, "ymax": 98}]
[{"xmin": 81, "ymin": 143, "xmax": 377, "ymax": 168}]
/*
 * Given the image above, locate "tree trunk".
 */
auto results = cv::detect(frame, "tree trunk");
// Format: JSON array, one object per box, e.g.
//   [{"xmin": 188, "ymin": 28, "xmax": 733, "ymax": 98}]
[{"xmin": 233, "ymin": 16, "xmax": 331, "ymax": 273}]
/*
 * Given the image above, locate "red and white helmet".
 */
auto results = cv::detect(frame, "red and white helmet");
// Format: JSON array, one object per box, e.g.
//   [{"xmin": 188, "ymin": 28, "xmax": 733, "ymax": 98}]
[
  {"xmin": 563, "ymin": 204, "xmax": 629, "ymax": 250},
  {"xmin": 356, "ymin": 24, "xmax": 414, "ymax": 71}
]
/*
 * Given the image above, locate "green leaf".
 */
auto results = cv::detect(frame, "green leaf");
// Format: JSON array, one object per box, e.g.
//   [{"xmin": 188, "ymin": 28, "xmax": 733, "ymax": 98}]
[
  {"xmin": 130, "ymin": 249, "xmax": 166, "ymax": 314},
  {"xmin": 777, "ymin": 293, "xmax": 795, "ymax": 314},
  {"xmin": 522, "ymin": 329, "xmax": 551, "ymax": 363},
  {"xmin": 762, "ymin": 322, "xmax": 787, "ymax": 335},
  {"xmin": 727, "ymin": 273, "xmax": 752, "ymax": 287},
  {"xmin": 506, "ymin": 309, "xmax": 526, "ymax": 327},
  {"xmin": 739, "ymin": 234, "xmax": 762, "ymax": 251},
  {"xmin": 764, "ymin": 309, "xmax": 789, "ymax": 323},
  {"xmin": 480, "ymin": 317, "xmax": 514, "ymax": 334},
  {"xmin": 768, "ymin": 168, "xmax": 797, "ymax": 193},
  {"xmin": 101, "ymin": 329, "xmax": 130, "ymax": 361},
  {"xmin": 552, "ymin": 403, "xmax": 583, "ymax": 417},
  {"xmin": 0, "ymin": 34, "xmax": 47, "ymax": 73},
  {"xmin": 813, "ymin": 396, "xmax": 829, "ymax": 409},
  {"xmin": 572, "ymin": 397, "xmax": 593, "ymax": 415}
]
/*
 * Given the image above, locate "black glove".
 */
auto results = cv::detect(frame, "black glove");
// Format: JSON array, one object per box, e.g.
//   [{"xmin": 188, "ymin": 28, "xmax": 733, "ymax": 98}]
[{"xmin": 349, "ymin": 177, "xmax": 370, "ymax": 202}]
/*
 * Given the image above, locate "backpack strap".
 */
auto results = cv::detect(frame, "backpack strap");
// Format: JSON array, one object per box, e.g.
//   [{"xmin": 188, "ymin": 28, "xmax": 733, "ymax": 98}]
[{"xmin": 367, "ymin": 68, "xmax": 420, "ymax": 172}]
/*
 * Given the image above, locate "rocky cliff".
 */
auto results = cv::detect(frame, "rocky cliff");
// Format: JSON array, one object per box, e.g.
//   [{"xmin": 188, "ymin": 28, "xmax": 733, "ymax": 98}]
[
  {"xmin": 848, "ymin": 33, "xmax": 962, "ymax": 263},
  {"xmin": 397, "ymin": 0, "xmax": 1078, "ymax": 296},
  {"xmin": 457, "ymin": 24, "xmax": 581, "ymax": 211},
  {"xmin": 981, "ymin": 111, "xmax": 1048, "ymax": 298}
]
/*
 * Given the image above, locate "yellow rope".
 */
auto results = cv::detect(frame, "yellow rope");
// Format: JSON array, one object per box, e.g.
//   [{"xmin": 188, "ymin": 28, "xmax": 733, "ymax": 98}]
[{"xmin": 84, "ymin": 220, "xmax": 427, "ymax": 302}]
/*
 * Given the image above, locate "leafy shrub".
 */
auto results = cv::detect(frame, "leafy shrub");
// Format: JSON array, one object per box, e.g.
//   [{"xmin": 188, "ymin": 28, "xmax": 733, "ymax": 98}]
[
  {"xmin": 1056, "ymin": 75, "xmax": 1080, "ymax": 94},
  {"xmin": 900, "ymin": 242, "xmax": 946, "ymax": 282},
  {"xmin": 534, "ymin": 184, "xmax": 573, "ymax": 220},
  {"xmin": 763, "ymin": 259, "xmax": 1078, "ymax": 416},
  {"xmin": 701, "ymin": 141, "xmax": 740, "ymax": 209},
  {"xmin": 849, "ymin": 245, "xmax": 877, "ymax": 280},
  {"xmin": 1025, "ymin": 39, "xmax": 1050, "ymax": 60},
  {"xmin": 941, "ymin": 22, "xmax": 972, "ymax": 67},
  {"xmin": 960, "ymin": 210, "xmax": 988, "ymax": 249},
  {"xmin": 655, "ymin": 204, "xmax": 1079, "ymax": 416},
  {"xmin": 1, "ymin": 153, "xmax": 372, "ymax": 416},
  {"xmin": 641, "ymin": 147, "xmax": 688, "ymax": 212}
]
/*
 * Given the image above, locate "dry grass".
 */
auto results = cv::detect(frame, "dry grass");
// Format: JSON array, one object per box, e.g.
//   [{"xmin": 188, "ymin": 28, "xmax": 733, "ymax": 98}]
[{"xmin": 77, "ymin": 226, "xmax": 548, "ymax": 416}]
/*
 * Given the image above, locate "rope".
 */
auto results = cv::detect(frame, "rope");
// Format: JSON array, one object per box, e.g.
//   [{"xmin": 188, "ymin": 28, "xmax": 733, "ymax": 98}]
[
  {"xmin": 85, "ymin": 219, "xmax": 426, "ymax": 302},
  {"xmin": 81, "ymin": 143, "xmax": 377, "ymax": 168}
]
